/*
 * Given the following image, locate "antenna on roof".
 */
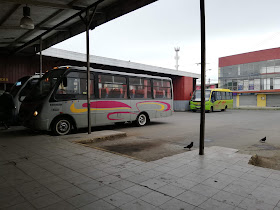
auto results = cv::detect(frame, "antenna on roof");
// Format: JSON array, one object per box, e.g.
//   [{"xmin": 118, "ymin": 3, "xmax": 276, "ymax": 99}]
[{"xmin": 174, "ymin": 47, "xmax": 180, "ymax": 70}]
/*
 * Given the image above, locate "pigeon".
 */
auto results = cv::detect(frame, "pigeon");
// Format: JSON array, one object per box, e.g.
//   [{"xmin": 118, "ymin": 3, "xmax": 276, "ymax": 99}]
[
  {"xmin": 260, "ymin": 137, "xmax": 266, "ymax": 143},
  {"xmin": 184, "ymin": 142, "xmax": 193, "ymax": 150}
]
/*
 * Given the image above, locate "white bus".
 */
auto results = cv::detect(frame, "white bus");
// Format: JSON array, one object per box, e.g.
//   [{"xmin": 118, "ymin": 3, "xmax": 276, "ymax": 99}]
[
  {"xmin": 19, "ymin": 66, "xmax": 173, "ymax": 135},
  {"xmin": 9, "ymin": 74, "xmax": 41, "ymax": 122}
]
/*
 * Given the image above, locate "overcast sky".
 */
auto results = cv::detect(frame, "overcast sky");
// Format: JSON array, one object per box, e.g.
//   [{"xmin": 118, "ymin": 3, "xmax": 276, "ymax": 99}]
[{"xmin": 54, "ymin": 0, "xmax": 280, "ymax": 83}]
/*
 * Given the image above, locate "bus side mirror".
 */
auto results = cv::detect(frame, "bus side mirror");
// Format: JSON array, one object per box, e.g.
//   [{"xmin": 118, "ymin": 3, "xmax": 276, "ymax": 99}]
[
  {"xmin": 62, "ymin": 77, "xmax": 67, "ymax": 87},
  {"xmin": 19, "ymin": 95, "xmax": 25, "ymax": 102}
]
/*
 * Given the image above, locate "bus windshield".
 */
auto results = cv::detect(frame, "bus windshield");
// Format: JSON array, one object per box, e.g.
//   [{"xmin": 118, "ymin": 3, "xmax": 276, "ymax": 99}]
[
  {"xmin": 192, "ymin": 90, "xmax": 211, "ymax": 101},
  {"xmin": 24, "ymin": 69, "xmax": 64, "ymax": 102},
  {"xmin": 10, "ymin": 76, "xmax": 30, "ymax": 97}
]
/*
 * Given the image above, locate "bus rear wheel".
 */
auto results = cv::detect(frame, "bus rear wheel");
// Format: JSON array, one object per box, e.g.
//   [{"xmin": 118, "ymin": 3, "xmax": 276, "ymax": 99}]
[
  {"xmin": 136, "ymin": 113, "xmax": 148, "ymax": 126},
  {"xmin": 221, "ymin": 105, "xmax": 227, "ymax": 111},
  {"xmin": 51, "ymin": 117, "xmax": 72, "ymax": 135}
]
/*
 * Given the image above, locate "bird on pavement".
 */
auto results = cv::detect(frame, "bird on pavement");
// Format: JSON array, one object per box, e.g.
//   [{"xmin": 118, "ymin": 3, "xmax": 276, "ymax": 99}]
[
  {"xmin": 260, "ymin": 137, "xmax": 266, "ymax": 143},
  {"xmin": 184, "ymin": 142, "xmax": 193, "ymax": 150}
]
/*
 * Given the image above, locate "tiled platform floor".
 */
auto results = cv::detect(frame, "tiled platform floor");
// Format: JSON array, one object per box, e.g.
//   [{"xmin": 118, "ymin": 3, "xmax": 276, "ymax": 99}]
[{"xmin": 1, "ymin": 134, "xmax": 280, "ymax": 210}]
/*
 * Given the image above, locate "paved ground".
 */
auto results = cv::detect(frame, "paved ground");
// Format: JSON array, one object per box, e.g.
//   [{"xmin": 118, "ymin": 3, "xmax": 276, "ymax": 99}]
[
  {"xmin": 1, "ymin": 131, "xmax": 280, "ymax": 210},
  {"xmin": 1, "ymin": 109, "xmax": 280, "ymax": 209}
]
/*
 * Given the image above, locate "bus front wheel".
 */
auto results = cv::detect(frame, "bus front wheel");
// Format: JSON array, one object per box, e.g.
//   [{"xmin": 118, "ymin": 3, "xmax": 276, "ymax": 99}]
[
  {"xmin": 136, "ymin": 113, "xmax": 148, "ymax": 126},
  {"xmin": 51, "ymin": 117, "xmax": 72, "ymax": 135}
]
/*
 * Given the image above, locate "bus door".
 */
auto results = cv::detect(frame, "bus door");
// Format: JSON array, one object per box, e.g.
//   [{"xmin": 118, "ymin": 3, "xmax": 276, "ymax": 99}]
[{"xmin": 212, "ymin": 91, "xmax": 222, "ymax": 110}]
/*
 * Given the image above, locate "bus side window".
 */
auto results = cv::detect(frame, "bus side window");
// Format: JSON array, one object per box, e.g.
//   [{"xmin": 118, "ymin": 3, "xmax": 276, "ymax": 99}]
[
  {"xmin": 129, "ymin": 78, "xmax": 151, "ymax": 99},
  {"xmin": 226, "ymin": 92, "xmax": 231, "ymax": 100},
  {"xmin": 99, "ymin": 74, "xmax": 127, "ymax": 99},
  {"xmin": 153, "ymin": 79, "xmax": 171, "ymax": 99},
  {"xmin": 221, "ymin": 92, "xmax": 226, "ymax": 100},
  {"xmin": 216, "ymin": 92, "xmax": 222, "ymax": 100}
]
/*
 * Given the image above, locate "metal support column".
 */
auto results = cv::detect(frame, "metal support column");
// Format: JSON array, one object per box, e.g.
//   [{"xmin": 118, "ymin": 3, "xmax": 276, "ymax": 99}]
[
  {"xmin": 199, "ymin": 0, "xmax": 206, "ymax": 155},
  {"xmin": 39, "ymin": 38, "xmax": 43, "ymax": 78},
  {"xmin": 81, "ymin": 6, "xmax": 97, "ymax": 134},
  {"xmin": 86, "ymin": 9, "xmax": 91, "ymax": 134}
]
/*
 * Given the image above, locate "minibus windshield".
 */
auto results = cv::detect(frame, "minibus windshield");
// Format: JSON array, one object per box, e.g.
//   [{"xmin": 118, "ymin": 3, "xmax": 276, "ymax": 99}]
[
  {"xmin": 10, "ymin": 76, "xmax": 30, "ymax": 97},
  {"xmin": 192, "ymin": 90, "xmax": 211, "ymax": 101},
  {"xmin": 24, "ymin": 69, "xmax": 64, "ymax": 102}
]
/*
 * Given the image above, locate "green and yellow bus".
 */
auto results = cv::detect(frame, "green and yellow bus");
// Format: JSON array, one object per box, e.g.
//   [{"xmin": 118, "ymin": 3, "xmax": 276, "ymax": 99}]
[{"xmin": 190, "ymin": 88, "xmax": 233, "ymax": 112}]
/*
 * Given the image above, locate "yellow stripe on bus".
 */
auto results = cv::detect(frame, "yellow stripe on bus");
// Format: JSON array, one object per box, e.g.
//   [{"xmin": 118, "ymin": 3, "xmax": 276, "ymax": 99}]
[
  {"xmin": 70, "ymin": 103, "xmax": 131, "ymax": 113},
  {"xmin": 138, "ymin": 102, "xmax": 165, "ymax": 111}
]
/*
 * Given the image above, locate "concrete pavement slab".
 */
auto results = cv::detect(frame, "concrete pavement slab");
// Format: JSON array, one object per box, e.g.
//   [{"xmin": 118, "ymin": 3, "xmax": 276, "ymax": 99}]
[{"xmin": 1, "ymin": 127, "xmax": 280, "ymax": 210}]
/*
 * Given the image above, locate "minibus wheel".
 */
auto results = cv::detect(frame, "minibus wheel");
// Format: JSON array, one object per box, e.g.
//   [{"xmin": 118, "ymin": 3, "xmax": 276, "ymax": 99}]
[
  {"xmin": 51, "ymin": 117, "xmax": 72, "ymax": 135},
  {"xmin": 136, "ymin": 113, "xmax": 148, "ymax": 126}
]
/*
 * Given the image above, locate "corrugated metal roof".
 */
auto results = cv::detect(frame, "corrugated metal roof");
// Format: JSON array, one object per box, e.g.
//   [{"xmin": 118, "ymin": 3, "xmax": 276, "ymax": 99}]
[{"xmin": 0, "ymin": 0, "xmax": 157, "ymax": 55}]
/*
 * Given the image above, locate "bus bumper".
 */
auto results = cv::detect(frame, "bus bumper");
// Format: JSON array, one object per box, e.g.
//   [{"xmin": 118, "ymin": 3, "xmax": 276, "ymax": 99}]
[
  {"xmin": 190, "ymin": 104, "xmax": 200, "ymax": 111},
  {"xmin": 23, "ymin": 118, "xmax": 49, "ymax": 131},
  {"xmin": 190, "ymin": 105, "xmax": 211, "ymax": 111}
]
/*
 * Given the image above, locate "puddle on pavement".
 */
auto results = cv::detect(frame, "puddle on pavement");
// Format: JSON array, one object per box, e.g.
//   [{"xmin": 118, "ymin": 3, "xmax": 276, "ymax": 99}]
[
  {"xmin": 83, "ymin": 139, "xmax": 186, "ymax": 162},
  {"xmin": 103, "ymin": 141, "xmax": 160, "ymax": 155}
]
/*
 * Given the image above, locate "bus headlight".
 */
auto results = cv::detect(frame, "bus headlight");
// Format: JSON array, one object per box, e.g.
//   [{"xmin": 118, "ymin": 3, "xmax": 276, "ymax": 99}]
[{"xmin": 33, "ymin": 111, "xmax": 38, "ymax": 116}]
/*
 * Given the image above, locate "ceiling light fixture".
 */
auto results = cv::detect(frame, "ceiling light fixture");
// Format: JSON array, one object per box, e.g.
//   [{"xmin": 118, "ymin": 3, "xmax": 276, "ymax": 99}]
[{"xmin": 20, "ymin": 5, "xmax": 34, "ymax": 29}]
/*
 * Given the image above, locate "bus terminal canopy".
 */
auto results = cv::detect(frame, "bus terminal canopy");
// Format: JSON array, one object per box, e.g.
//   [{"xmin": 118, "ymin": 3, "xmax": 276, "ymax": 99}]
[{"xmin": 0, "ymin": 0, "xmax": 157, "ymax": 55}]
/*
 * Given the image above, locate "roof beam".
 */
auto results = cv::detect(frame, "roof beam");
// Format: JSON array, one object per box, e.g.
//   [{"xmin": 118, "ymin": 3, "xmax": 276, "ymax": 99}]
[
  {"xmin": 0, "ymin": 42, "xmax": 25, "ymax": 44},
  {"xmin": 0, "ymin": 4, "xmax": 20, "ymax": 26},
  {"xmin": 0, "ymin": 0, "xmax": 84, "ymax": 10},
  {"xmin": 13, "ymin": 0, "xmax": 105, "ymax": 54},
  {"xmin": 0, "ymin": 26, "xmax": 69, "ymax": 31},
  {"xmin": 8, "ymin": 0, "xmax": 81, "ymax": 49}
]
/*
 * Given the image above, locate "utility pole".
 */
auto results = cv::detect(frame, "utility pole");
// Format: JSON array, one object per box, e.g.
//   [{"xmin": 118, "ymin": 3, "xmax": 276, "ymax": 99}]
[{"xmin": 174, "ymin": 47, "xmax": 180, "ymax": 70}]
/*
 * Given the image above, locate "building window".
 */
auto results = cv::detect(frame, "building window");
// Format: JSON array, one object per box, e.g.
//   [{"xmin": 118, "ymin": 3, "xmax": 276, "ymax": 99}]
[{"xmin": 238, "ymin": 80, "xmax": 243, "ymax": 90}]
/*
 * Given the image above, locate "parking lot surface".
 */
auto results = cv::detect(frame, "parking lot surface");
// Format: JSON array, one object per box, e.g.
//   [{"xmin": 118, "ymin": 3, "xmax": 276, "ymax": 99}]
[{"xmin": 87, "ymin": 110, "xmax": 280, "ymax": 161}]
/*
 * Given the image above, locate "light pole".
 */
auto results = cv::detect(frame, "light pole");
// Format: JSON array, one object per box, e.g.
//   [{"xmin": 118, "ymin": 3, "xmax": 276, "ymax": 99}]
[{"xmin": 206, "ymin": 69, "xmax": 211, "ymax": 85}]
